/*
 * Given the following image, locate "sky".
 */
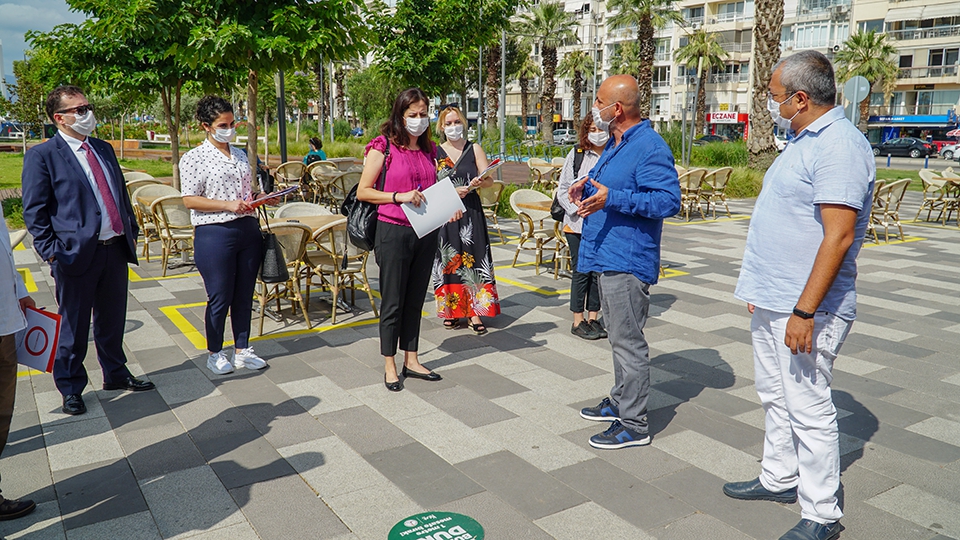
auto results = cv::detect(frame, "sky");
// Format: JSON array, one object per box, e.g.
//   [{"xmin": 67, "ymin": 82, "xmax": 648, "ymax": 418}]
[{"xmin": 0, "ymin": 0, "xmax": 85, "ymax": 97}]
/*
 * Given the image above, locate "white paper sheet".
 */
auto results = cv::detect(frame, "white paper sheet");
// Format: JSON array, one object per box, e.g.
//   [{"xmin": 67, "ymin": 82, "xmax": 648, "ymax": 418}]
[
  {"xmin": 401, "ymin": 178, "xmax": 467, "ymax": 238},
  {"xmin": 16, "ymin": 307, "xmax": 61, "ymax": 373}
]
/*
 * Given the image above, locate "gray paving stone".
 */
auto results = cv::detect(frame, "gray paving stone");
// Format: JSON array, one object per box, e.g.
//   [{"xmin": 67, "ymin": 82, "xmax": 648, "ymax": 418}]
[
  {"xmin": 98, "ymin": 388, "xmax": 176, "ymax": 432},
  {"xmin": 519, "ymin": 348, "xmax": 609, "ymax": 381},
  {"xmin": 0, "ymin": 500, "xmax": 65, "ymax": 540},
  {"xmin": 840, "ymin": 500, "xmax": 942, "ymax": 540},
  {"xmin": 149, "ymin": 365, "xmax": 223, "ymax": 405},
  {"xmin": 560, "ymin": 425, "xmax": 692, "ymax": 481},
  {"xmin": 0, "ymin": 446, "xmax": 57, "ymax": 504},
  {"xmin": 229, "ymin": 476, "xmax": 350, "ymax": 539},
  {"xmin": 203, "ymin": 432, "xmax": 296, "ymax": 489},
  {"xmin": 457, "ymin": 450, "xmax": 587, "ymax": 520},
  {"xmin": 832, "ymin": 371, "xmax": 904, "ymax": 399},
  {"xmin": 365, "ymin": 441, "xmax": 484, "ymax": 508},
  {"xmin": 43, "ymin": 416, "xmax": 125, "ymax": 472},
  {"xmin": 53, "ymin": 458, "xmax": 148, "ymax": 530},
  {"xmin": 535, "ymin": 501, "xmax": 655, "ymax": 539},
  {"xmin": 306, "ymin": 354, "xmax": 382, "ymax": 390},
  {"xmin": 418, "ymin": 385, "xmax": 518, "ymax": 428},
  {"xmin": 260, "ymin": 354, "xmax": 321, "ymax": 385},
  {"xmin": 439, "ymin": 364, "xmax": 531, "ymax": 399},
  {"xmin": 64, "ymin": 511, "xmax": 161, "ymax": 540},
  {"xmin": 650, "ymin": 511, "xmax": 754, "ymax": 540},
  {"xmin": 435, "ymin": 491, "xmax": 554, "ymax": 540},
  {"xmin": 114, "ymin": 420, "xmax": 206, "ymax": 480},
  {"xmin": 139, "ymin": 465, "xmax": 246, "ymax": 540},
  {"xmin": 317, "ymin": 405, "xmax": 416, "ymax": 456},
  {"xmin": 669, "ymin": 401, "xmax": 766, "ymax": 451}
]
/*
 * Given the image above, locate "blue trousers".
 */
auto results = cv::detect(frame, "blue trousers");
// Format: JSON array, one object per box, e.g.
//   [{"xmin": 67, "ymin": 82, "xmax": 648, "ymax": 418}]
[{"xmin": 194, "ymin": 217, "xmax": 262, "ymax": 353}]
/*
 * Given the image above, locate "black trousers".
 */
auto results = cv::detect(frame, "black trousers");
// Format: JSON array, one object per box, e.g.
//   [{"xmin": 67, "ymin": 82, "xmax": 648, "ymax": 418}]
[
  {"xmin": 566, "ymin": 232, "xmax": 600, "ymax": 313},
  {"xmin": 194, "ymin": 217, "xmax": 262, "ymax": 353},
  {"xmin": 375, "ymin": 221, "xmax": 439, "ymax": 357}
]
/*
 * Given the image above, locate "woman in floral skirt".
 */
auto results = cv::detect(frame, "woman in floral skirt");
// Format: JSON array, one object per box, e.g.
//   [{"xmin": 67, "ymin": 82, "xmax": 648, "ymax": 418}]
[{"xmin": 433, "ymin": 106, "xmax": 500, "ymax": 334}]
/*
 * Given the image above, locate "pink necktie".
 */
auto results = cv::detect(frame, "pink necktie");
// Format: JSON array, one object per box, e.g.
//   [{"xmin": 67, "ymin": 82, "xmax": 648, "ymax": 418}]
[{"xmin": 81, "ymin": 141, "xmax": 123, "ymax": 235}]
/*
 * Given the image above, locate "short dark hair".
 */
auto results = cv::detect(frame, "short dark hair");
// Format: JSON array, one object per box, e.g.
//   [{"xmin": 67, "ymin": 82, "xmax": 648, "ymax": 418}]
[
  {"xmin": 45, "ymin": 85, "xmax": 86, "ymax": 122},
  {"xmin": 380, "ymin": 87, "xmax": 431, "ymax": 149},
  {"xmin": 577, "ymin": 113, "xmax": 595, "ymax": 149},
  {"xmin": 309, "ymin": 137, "xmax": 323, "ymax": 150},
  {"xmin": 195, "ymin": 95, "xmax": 234, "ymax": 125},
  {"xmin": 775, "ymin": 50, "xmax": 837, "ymax": 106}
]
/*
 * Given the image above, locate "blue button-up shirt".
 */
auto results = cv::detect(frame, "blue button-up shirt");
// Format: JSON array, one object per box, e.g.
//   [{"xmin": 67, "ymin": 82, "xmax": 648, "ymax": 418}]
[
  {"xmin": 735, "ymin": 106, "xmax": 874, "ymax": 320},
  {"xmin": 578, "ymin": 120, "xmax": 681, "ymax": 285}
]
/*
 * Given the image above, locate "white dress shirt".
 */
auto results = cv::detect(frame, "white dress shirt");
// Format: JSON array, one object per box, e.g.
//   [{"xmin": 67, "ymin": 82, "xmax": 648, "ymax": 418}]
[
  {"xmin": 179, "ymin": 139, "xmax": 254, "ymax": 226},
  {"xmin": 0, "ymin": 205, "xmax": 28, "ymax": 336},
  {"xmin": 58, "ymin": 131, "xmax": 123, "ymax": 241}
]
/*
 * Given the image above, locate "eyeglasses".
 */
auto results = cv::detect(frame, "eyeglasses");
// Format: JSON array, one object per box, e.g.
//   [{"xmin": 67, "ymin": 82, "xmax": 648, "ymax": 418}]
[
  {"xmin": 766, "ymin": 91, "xmax": 792, "ymax": 102},
  {"xmin": 56, "ymin": 104, "xmax": 95, "ymax": 115}
]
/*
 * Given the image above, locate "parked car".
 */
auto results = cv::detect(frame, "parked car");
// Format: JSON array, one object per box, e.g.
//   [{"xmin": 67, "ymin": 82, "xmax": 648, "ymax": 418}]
[
  {"xmin": 552, "ymin": 128, "xmax": 577, "ymax": 145},
  {"xmin": 939, "ymin": 143, "xmax": 957, "ymax": 160},
  {"xmin": 870, "ymin": 137, "xmax": 936, "ymax": 158},
  {"xmin": 775, "ymin": 136, "xmax": 788, "ymax": 152},
  {"xmin": 692, "ymin": 134, "xmax": 729, "ymax": 146},
  {"xmin": 350, "ymin": 127, "xmax": 364, "ymax": 138}
]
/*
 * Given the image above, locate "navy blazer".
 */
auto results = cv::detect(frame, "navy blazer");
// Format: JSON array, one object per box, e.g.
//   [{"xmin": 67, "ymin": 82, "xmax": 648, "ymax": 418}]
[{"xmin": 22, "ymin": 133, "xmax": 139, "ymax": 276}]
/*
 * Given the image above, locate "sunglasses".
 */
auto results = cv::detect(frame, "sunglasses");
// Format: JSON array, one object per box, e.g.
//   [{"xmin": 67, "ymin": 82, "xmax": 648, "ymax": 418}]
[{"xmin": 57, "ymin": 104, "xmax": 95, "ymax": 115}]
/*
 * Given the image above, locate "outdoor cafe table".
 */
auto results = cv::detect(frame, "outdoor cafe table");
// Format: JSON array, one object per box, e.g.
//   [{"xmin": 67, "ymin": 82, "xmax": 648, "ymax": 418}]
[{"xmin": 262, "ymin": 214, "xmax": 345, "ymax": 233}]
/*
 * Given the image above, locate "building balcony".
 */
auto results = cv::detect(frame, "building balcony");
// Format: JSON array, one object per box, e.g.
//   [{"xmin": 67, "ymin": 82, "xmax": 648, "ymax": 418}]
[
  {"xmin": 721, "ymin": 42, "xmax": 752, "ymax": 53},
  {"xmin": 686, "ymin": 16, "xmax": 704, "ymax": 26},
  {"xmin": 887, "ymin": 24, "xmax": 960, "ymax": 41},
  {"xmin": 708, "ymin": 72, "xmax": 750, "ymax": 84},
  {"xmin": 653, "ymin": 80, "xmax": 672, "ymax": 91},
  {"xmin": 780, "ymin": 39, "xmax": 845, "ymax": 51},
  {"xmin": 654, "ymin": 52, "xmax": 671, "ymax": 62},
  {"xmin": 869, "ymin": 104, "xmax": 958, "ymax": 116},
  {"xmin": 675, "ymin": 75, "xmax": 699, "ymax": 85},
  {"xmin": 714, "ymin": 13, "xmax": 753, "ymax": 23},
  {"xmin": 896, "ymin": 65, "xmax": 960, "ymax": 82}
]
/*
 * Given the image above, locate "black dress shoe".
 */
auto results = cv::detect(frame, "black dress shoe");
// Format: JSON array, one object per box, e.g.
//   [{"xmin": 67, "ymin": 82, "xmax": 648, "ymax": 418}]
[
  {"xmin": 384, "ymin": 374, "xmax": 403, "ymax": 392},
  {"xmin": 401, "ymin": 366, "xmax": 442, "ymax": 381},
  {"xmin": 62, "ymin": 394, "xmax": 86, "ymax": 415},
  {"xmin": 0, "ymin": 497, "xmax": 37, "ymax": 521},
  {"xmin": 722, "ymin": 478, "xmax": 798, "ymax": 503},
  {"xmin": 103, "ymin": 376, "xmax": 156, "ymax": 392}
]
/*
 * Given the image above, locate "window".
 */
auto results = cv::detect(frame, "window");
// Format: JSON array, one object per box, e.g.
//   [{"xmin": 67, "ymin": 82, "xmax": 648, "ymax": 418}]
[
  {"xmin": 899, "ymin": 55, "xmax": 913, "ymax": 68},
  {"xmin": 793, "ymin": 21, "xmax": 831, "ymax": 49},
  {"xmin": 857, "ymin": 19, "xmax": 883, "ymax": 34},
  {"xmin": 654, "ymin": 39, "xmax": 671, "ymax": 61},
  {"xmin": 652, "ymin": 95, "xmax": 669, "ymax": 116},
  {"xmin": 684, "ymin": 6, "xmax": 704, "ymax": 24},
  {"xmin": 717, "ymin": 1, "xmax": 745, "ymax": 22},
  {"xmin": 652, "ymin": 66, "xmax": 671, "ymax": 89},
  {"xmin": 928, "ymin": 48, "xmax": 959, "ymax": 66}
]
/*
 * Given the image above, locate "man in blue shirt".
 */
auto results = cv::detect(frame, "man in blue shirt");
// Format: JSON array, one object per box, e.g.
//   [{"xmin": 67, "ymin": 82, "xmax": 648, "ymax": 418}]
[
  {"xmin": 722, "ymin": 51, "xmax": 874, "ymax": 540},
  {"xmin": 570, "ymin": 74, "xmax": 681, "ymax": 449}
]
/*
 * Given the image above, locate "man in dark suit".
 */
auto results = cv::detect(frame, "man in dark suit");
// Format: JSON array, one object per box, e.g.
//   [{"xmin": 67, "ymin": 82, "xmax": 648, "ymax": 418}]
[{"xmin": 22, "ymin": 85, "xmax": 155, "ymax": 416}]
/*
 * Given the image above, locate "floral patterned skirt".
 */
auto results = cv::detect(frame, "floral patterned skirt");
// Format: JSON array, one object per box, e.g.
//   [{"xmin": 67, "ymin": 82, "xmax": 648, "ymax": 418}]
[{"xmin": 433, "ymin": 205, "xmax": 501, "ymax": 319}]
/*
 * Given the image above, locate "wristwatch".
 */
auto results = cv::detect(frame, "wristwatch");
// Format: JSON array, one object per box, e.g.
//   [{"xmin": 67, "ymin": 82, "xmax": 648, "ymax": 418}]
[{"xmin": 792, "ymin": 306, "xmax": 815, "ymax": 320}]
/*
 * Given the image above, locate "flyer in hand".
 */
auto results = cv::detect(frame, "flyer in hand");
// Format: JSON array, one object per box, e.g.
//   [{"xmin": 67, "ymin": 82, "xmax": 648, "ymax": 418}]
[{"xmin": 248, "ymin": 184, "xmax": 301, "ymax": 209}]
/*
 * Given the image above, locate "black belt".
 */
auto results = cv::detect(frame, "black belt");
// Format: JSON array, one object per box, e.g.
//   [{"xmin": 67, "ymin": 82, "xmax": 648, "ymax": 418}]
[{"xmin": 98, "ymin": 235, "xmax": 125, "ymax": 246}]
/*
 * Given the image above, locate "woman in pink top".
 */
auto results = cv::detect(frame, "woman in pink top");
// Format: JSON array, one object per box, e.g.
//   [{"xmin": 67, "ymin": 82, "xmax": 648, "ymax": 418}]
[{"xmin": 358, "ymin": 88, "xmax": 451, "ymax": 392}]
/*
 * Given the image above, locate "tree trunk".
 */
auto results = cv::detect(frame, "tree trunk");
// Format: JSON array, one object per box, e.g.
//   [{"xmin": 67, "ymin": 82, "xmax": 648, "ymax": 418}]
[
  {"xmin": 541, "ymin": 45, "xmax": 558, "ymax": 142},
  {"xmin": 263, "ymin": 107, "xmax": 269, "ymax": 168},
  {"xmin": 314, "ymin": 63, "xmax": 324, "ymax": 136},
  {"xmin": 247, "ymin": 69, "xmax": 261, "ymax": 190},
  {"xmin": 696, "ymin": 74, "xmax": 707, "ymax": 135},
  {"xmin": 119, "ymin": 113, "xmax": 125, "ymax": 161},
  {"xmin": 857, "ymin": 97, "xmax": 869, "ymax": 133},
  {"xmin": 486, "ymin": 45, "xmax": 501, "ymax": 126},
  {"xmin": 572, "ymin": 71, "xmax": 583, "ymax": 125},
  {"xmin": 160, "ymin": 85, "xmax": 183, "ymax": 190},
  {"xmin": 636, "ymin": 16, "xmax": 656, "ymax": 119},
  {"xmin": 519, "ymin": 76, "xmax": 529, "ymax": 121},
  {"xmin": 747, "ymin": 0, "xmax": 783, "ymax": 169},
  {"xmin": 335, "ymin": 68, "xmax": 346, "ymax": 119}
]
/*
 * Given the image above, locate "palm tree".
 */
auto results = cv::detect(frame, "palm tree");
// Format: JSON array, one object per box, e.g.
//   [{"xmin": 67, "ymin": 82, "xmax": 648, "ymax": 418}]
[
  {"xmin": 557, "ymin": 50, "xmax": 594, "ymax": 125},
  {"xmin": 747, "ymin": 0, "xmax": 783, "ymax": 168},
  {"xmin": 607, "ymin": 0, "xmax": 684, "ymax": 118},
  {"xmin": 517, "ymin": 2, "xmax": 579, "ymax": 141},
  {"xmin": 674, "ymin": 29, "xmax": 727, "ymax": 135},
  {"xmin": 485, "ymin": 44, "xmax": 502, "ymax": 127},
  {"xmin": 609, "ymin": 42, "xmax": 643, "ymax": 76},
  {"xmin": 517, "ymin": 57, "xmax": 540, "ymax": 122},
  {"xmin": 835, "ymin": 30, "xmax": 899, "ymax": 133}
]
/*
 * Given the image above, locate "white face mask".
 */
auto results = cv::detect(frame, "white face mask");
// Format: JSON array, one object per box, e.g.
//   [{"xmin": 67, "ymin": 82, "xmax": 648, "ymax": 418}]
[
  {"xmin": 591, "ymin": 102, "xmax": 617, "ymax": 133},
  {"xmin": 405, "ymin": 117, "xmax": 429, "ymax": 137},
  {"xmin": 211, "ymin": 127, "xmax": 235, "ymax": 143},
  {"xmin": 767, "ymin": 92, "xmax": 799, "ymax": 132},
  {"xmin": 70, "ymin": 110, "xmax": 97, "ymax": 136},
  {"xmin": 588, "ymin": 131, "xmax": 609, "ymax": 147},
  {"xmin": 444, "ymin": 124, "xmax": 464, "ymax": 141}
]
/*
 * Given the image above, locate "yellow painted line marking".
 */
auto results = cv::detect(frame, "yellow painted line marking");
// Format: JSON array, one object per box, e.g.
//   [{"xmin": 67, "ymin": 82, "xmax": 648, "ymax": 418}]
[
  {"xmin": 14, "ymin": 243, "xmax": 26, "ymax": 251},
  {"xmin": 901, "ymin": 219, "xmax": 960, "ymax": 230},
  {"xmin": 666, "ymin": 215, "xmax": 751, "ymax": 226},
  {"xmin": 495, "ymin": 267, "xmax": 689, "ymax": 296},
  {"xmin": 17, "ymin": 369, "xmax": 45, "ymax": 377},
  {"xmin": 129, "ymin": 267, "xmax": 201, "ymax": 282},
  {"xmin": 17, "ymin": 268, "xmax": 38, "ymax": 293},
  {"xmin": 861, "ymin": 236, "xmax": 926, "ymax": 248}
]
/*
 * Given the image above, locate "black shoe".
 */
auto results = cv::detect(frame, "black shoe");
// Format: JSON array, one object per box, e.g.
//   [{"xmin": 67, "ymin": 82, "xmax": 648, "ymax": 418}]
[
  {"xmin": 588, "ymin": 319, "xmax": 608, "ymax": 339},
  {"xmin": 401, "ymin": 365, "xmax": 442, "ymax": 381},
  {"xmin": 571, "ymin": 320, "xmax": 600, "ymax": 340},
  {"xmin": 722, "ymin": 478, "xmax": 798, "ymax": 504},
  {"xmin": 580, "ymin": 397, "xmax": 621, "ymax": 421},
  {"xmin": 384, "ymin": 374, "xmax": 403, "ymax": 392},
  {"xmin": 0, "ymin": 497, "xmax": 37, "ymax": 521},
  {"xmin": 779, "ymin": 519, "xmax": 843, "ymax": 540},
  {"xmin": 62, "ymin": 394, "xmax": 86, "ymax": 415},
  {"xmin": 102, "ymin": 376, "xmax": 156, "ymax": 392}
]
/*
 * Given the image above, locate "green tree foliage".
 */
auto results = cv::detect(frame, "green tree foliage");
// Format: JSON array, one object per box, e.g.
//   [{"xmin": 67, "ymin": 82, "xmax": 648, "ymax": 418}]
[
  {"xmin": 674, "ymin": 29, "xmax": 727, "ymax": 135},
  {"xmin": 517, "ymin": 2, "xmax": 579, "ymax": 141},
  {"xmin": 557, "ymin": 50, "xmax": 594, "ymax": 125},
  {"xmin": 2, "ymin": 54, "xmax": 47, "ymax": 142},
  {"xmin": 516, "ymin": 57, "xmax": 540, "ymax": 121},
  {"xmin": 607, "ymin": 0, "xmax": 684, "ymax": 118},
  {"xmin": 609, "ymin": 42, "xmax": 643, "ymax": 76},
  {"xmin": 835, "ymin": 31, "xmax": 898, "ymax": 132},
  {"xmin": 345, "ymin": 64, "xmax": 404, "ymax": 130}
]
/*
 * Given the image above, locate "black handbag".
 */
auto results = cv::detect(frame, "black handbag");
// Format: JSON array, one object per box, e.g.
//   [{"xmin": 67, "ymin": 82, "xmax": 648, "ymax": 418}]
[
  {"xmin": 341, "ymin": 139, "xmax": 389, "ymax": 251},
  {"xmin": 258, "ymin": 206, "xmax": 289, "ymax": 283}
]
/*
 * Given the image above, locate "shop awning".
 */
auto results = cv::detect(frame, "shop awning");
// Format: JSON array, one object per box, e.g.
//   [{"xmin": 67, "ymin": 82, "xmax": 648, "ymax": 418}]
[
  {"xmin": 921, "ymin": 4, "xmax": 960, "ymax": 19},
  {"xmin": 884, "ymin": 6, "xmax": 925, "ymax": 22}
]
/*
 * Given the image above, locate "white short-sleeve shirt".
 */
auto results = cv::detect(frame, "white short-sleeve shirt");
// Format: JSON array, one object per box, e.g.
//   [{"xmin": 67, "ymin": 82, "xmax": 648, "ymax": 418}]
[{"xmin": 179, "ymin": 139, "xmax": 254, "ymax": 225}]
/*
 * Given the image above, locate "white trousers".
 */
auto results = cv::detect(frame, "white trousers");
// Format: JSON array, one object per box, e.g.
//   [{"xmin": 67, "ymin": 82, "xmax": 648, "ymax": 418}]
[{"xmin": 752, "ymin": 307, "xmax": 851, "ymax": 524}]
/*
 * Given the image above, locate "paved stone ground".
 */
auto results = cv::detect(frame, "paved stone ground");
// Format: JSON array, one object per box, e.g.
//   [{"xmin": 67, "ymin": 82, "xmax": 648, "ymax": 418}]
[{"xmin": 2, "ymin": 192, "xmax": 959, "ymax": 540}]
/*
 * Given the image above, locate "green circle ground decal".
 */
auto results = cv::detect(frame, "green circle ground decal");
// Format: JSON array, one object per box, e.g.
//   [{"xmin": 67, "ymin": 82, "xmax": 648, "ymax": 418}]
[{"xmin": 388, "ymin": 511, "xmax": 484, "ymax": 540}]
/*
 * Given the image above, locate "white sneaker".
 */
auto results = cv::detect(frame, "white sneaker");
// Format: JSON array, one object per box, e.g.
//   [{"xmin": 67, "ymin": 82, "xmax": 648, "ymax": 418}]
[
  {"xmin": 234, "ymin": 348, "xmax": 267, "ymax": 370},
  {"xmin": 207, "ymin": 350, "xmax": 234, "ymax": 375}
]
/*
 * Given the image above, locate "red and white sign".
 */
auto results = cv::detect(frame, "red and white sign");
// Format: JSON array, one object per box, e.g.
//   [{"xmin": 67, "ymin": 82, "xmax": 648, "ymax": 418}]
[
  {"xmin": 16, "ymin": 307, "xmax": 61, "ymax": 373},
  {"xmin": 707, "ymin": 112, "xmax": 740, "ymax": 124}
]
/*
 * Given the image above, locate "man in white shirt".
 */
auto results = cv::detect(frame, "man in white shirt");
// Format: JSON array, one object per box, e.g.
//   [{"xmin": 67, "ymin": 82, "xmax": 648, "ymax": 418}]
[{"xmin": 0, "ymin": 204, "xmax": 37, "ymax": 520}]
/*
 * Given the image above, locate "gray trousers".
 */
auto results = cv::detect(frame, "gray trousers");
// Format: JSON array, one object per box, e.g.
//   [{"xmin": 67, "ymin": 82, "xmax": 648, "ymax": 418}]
[{"xmin": 599, "ymin": 272, "xmax": 651, "ymax": 434}]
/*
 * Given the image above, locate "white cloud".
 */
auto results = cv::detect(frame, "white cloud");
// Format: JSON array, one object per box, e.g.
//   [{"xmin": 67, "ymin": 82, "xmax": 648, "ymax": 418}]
[{"xmin": 0, "ymin": 0, "xmax": 87, "ymax": 90}]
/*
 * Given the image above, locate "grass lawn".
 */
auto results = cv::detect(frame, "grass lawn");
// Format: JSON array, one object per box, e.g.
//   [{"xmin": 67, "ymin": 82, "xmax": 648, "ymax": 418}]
[{"xmin": 0, "ymin": 152, "xmax": 176, "ymax": 189}]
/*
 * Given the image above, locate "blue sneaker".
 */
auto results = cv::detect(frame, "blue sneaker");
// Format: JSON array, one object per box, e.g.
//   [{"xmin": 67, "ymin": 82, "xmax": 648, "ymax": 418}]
[
  {"xmin": 580, "ymin": 397, "xmax": 620, "ymax": 422},
  {"xmin": 588, "ymin": 420, "xmax": 650, "ymax": 449},
  {"xmin": 779, "ymin": 519, "xmax": 843, "ymax": 540}
]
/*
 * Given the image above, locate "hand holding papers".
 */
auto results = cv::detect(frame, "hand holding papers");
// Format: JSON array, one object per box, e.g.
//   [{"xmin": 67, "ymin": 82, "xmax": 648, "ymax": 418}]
[
  {"xmin": 248, "ymin": 184, "xmax": 300, "ymax": 210},
  {"xmin": 16, "ymin": 307, "xmax": 61, "ymax": 373},
  {"xmin": 400, "ymin": 178, "xmax": 466, "ymax": 238},
  {"xmin": 476, "ymin": 158, "xmax": 503, "ymax": 180}
]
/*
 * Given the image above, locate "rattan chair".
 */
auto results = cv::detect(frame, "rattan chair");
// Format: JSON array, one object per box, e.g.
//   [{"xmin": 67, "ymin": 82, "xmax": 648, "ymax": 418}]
[
  {"xmin": 872, "ymin": 179, "xmax": 911, "ymax": 242},
  {"xmin": 150, "ymin": 195, "xmax": 194, "ymax": 276},
  {"xmin": 700, "ymin": 166, "xmax": 733, "ymax": 218},
  {"xmin": 275, "ymin": 161, "xmax": 307, "ymax": 202},
  {"xmin": 274, "ymin": 202, "xmax": 332, "ymax": 218},
  {"xmin": 678, "ymin": 168, "xmax": 708, "ymax": 221},
  {"xmin": 304, "ymin": 218, "xmax": 378, "ymax": 324},
  {"xmin": 123, "ymin": 171, "xmax": 155, "ymax": 183},
  {"xmin": 256, "ymin": 222, "xmax": 313, "ymax": 335},
  {"xmin": 509, "ymin": 189, "xmax": 556, "ymax": 275},
  {"xmin": 478, "ymin": 181, "xmax": 505, "ymax": 243},
  {"xmin": 132, "ymin": 184, "xmax": 180, "ymax": 262}
]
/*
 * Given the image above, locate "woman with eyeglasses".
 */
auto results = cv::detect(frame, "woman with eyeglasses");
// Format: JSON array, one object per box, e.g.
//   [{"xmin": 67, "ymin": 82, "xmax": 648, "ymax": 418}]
[
  {"xmin": 357, "ymin": 88, "xmax": 446, "ymax": 392},
  {"xmin": 180, "ymin": 96, "xmax": 276, "ymax": 376},
  {"xmin": 433, "ymin": 105, "xmax": 500, "ymax": 335}
]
